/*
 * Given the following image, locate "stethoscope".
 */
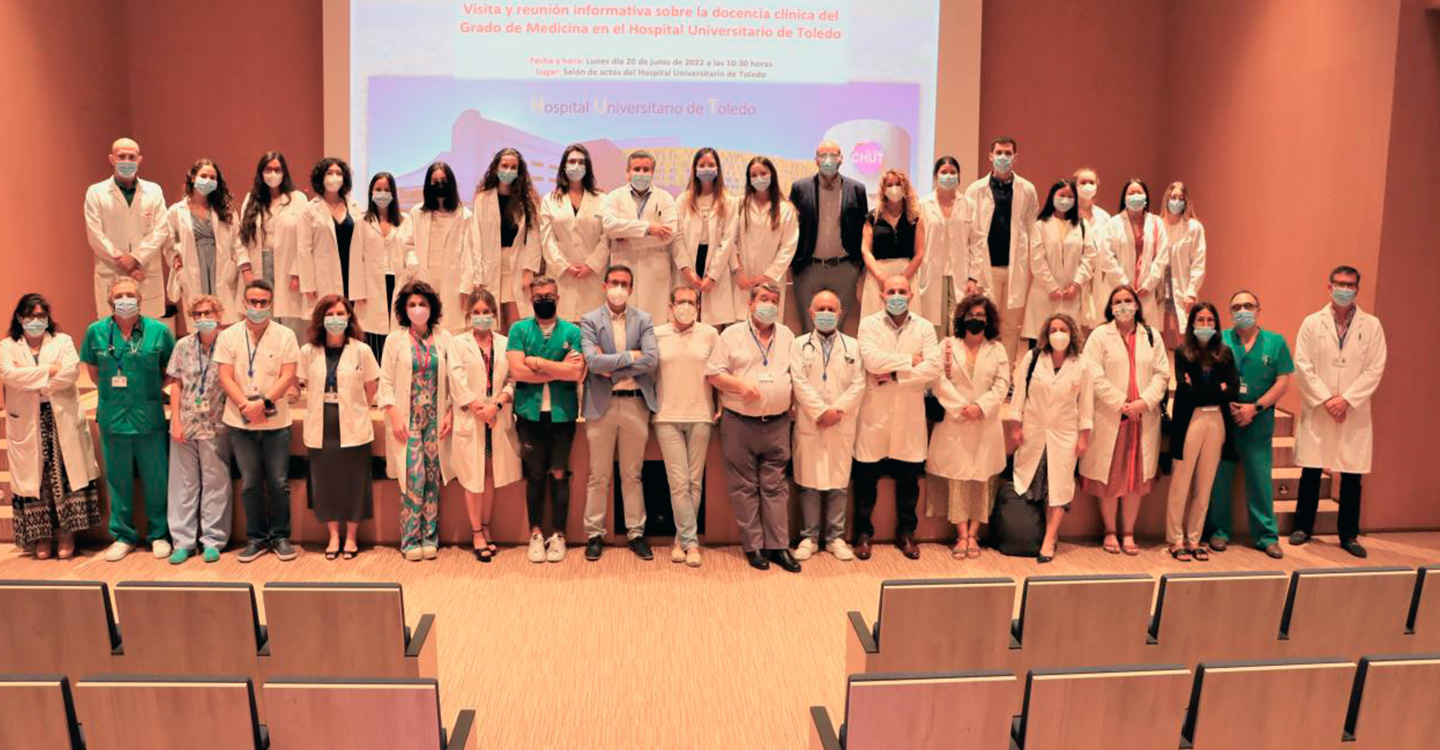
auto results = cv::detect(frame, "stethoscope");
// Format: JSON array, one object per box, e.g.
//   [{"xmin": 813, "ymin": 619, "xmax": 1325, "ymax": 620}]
[{"xmin": 801, "ymin": 333, "xmax": 852, "ymax": 382}]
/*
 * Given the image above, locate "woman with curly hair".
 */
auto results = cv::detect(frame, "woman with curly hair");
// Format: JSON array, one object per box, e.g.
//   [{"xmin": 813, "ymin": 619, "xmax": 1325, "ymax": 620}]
[{"xmin": 859, "ymin": 168, "xmax": 926, "ymax": 319}]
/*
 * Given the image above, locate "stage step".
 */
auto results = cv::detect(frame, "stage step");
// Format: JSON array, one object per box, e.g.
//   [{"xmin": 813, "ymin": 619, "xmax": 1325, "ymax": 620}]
[
  {"xmin": 1272, "ymin": 466, "xmax": 1329, "ymax": 502},
  {"xmin": 1274, "ymin": 499, "xmax": 1339, "ymax": 535},
  {"xmin": 1272, "ymin": 436, "xmax": 1295, "ymax": 469}
]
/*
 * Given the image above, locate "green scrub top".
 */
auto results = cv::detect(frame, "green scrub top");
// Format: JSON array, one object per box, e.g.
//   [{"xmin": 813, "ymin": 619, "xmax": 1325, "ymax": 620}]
[
  {"xmin": 80, "ymin": 316, "xmax": 176, "ymax": 435},
  {"xmin": 1221, "ymin": 327, "xmax": 1294, "ymax": 434},
  {"xmin": 506, "ymin": 318, "xmax": 583, "ymax": 423}
]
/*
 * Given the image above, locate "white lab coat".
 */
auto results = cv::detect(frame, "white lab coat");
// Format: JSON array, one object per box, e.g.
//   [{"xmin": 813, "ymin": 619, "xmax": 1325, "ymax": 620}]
[
  {"xmin": 722, "ymin": 200, "xmax": 799, "ymax": 318},
  {"xmin": 1023, "ymin": 218, "xmax": 1097, "ymax": 339},
  {"xmin": 1010, "ymin": 349, "xmax": 1094, "ymax": 503},
  {"xmin": 353, "ymin": 216, "xmax": 414, "ymax": 335},
  {"xmin": 296, "ymin": 340, "xmax": 381, "ymax": 449},
  {"xmin": 84, "ymin": 177, "xmax": 167, "ymax": 319},
  {"xmin": 674, "ymin": 190, "xmax": 741, "ymax": 325},
  {"xmin": 927, "ymin": 338, "xmax": 1010, "ymax": 481},
  {"xmin": 855, "ymin": 312, "xmax": 941, "ymax": 462},
  {"xmin": 236, "ymin": 190, "xmax": 309, "ymax": 320},
  {"xmin": 140, "ymin": 201, "xmax": 243, "ymax": 325},
  {"xmin": 447, "ymin": 331, "xmax": 522, "ymax": 492},
  {"xmin": 965, "ymin": 173, "xmax": 1040, "ymax": 309},
  {"xmin": 1079, "ymin": 322, "xmax": 1171, "ymax": 483},
  {"xmin": 601, "ymin": 186, "xmax": 678, "ymax": 321},
  {"xmin": 539, "ymin": 190, "xmax": 610, "ymax": 320},
  {"xmin": 789, "ymin": 331, "xmax": 866, "ymax": 490},
  {"xmin": 1079, "ymin": 205, "xmax": 1113, "ymax": 327},
  {"xmin": 1098, "ymin": 212, "xmax": 1170, "ymax": 325},
  {"xmin": 473, "ymin": 189, "xmax": 543, "ymax": 320},
  {"xmin": 403, "ymin": 205, "xmax": 476, "ymax": 322},
  {"xmin": 0, "ymin": 334, "xmax": 100, "ymax": 498},
  {"xmin": 296, "ymin": 196, "xmax": 366, "ymax": 305},
  {"xmin": 377, "ymin": 327, "xmax": 455, "ymax": 493},
  {"xmin": 919, "ymin": 191, "xmax": 991, "ymax": 326},
  {"xmin": 1165, "ymin": 217, "xmax": 1208, "ymax": 332},
  {"xmin": 1293, "ymin": 306, "xmax": 1387, "ymax": 474}
]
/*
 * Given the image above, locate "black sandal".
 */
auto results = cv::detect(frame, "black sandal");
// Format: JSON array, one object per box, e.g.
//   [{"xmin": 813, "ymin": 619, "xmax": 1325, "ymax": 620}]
[
  {"xmin": 325, "ymin": 543, "xmax": 340, "ymax": 561},
  {"xmin": 342, "ymin": 543, "xmax": 358, "ymax": 560},
  {"xmin": 472, "ymin": 528, "xmax": 493, "ymax": 563},
  {"xmin": 481, "ymin": 524, "xmax": 498, "ymax": 554},
  {"xmin": 1169, "ymin": 547, "xmax": 1192, "ymax": 562},
  {"xmin": 1191, "ymin": 547, "xmax": 1210, "ymax": 562}
]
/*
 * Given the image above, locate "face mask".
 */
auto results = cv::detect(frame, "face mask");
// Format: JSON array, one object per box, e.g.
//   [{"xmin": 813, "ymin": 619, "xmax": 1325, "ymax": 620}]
[
  {"xmin": 750, "ymin": 175, "xmax": 772, "ymax": 192},
  {"xmin": 936, "ymin": 173, "xmax": 959, "ymax": 190},
  {"xmin": 1049, "ymin": 331, "xmax": 1071, "ymax": 351},
  {"xmin": 565, "ymin": 163, "xmax": 587, "ymax": 182},
  {"xmin": 426, "ymin": 181, "xmax": 449, "ymax": 200},
  {"xmin": 1168, "ymin": 199, "xmax": 1186, "ymax": 215},
  {"xmin": 113, "ymin": 297, "xmax": 139, "ymax": 319},
  {"xmin": 629, "ymin": 173, "xmax": 652, "ymax": 192},
  {"xmin": 262, "ymin": 171, "xmax": 284, "ymax": 189},
  {"xmin": 407, "ymin": 305, "xmax": 429, "ymax": 326},
  {"xmin": 991, "ymin": 154, "xmax": 1014, "ymax": 173},
  {"xmin": 1125, "ymin": 193, "xmax": 1147, "ymax": 212},
  {"xmin": 324, "ymin": 174, "xmax": 345, "ymax": 193},
  {"xmin": 1112, "ymin": 302, "xmax": 1137, "ymax": 322},
  {"xmin": 813, "ymin": 310, "xmax": 838, "ymax": 333},
  {"xmin": 963, "ymin": 318, "xmax": 987, "ymax": 335},
  {"xmin": 1077, "ymin": 183, "xmax": 1098, "ymax": 200},
  {"xmin": 323, "ymin": 315, "xmax": 349, "ymax": 335},
  {"xmin": 497, "ymin": 168, "xmax": 518, "ymax": 185},
  {"xmin": 1193, "ymin": 326, "xmax": 1216, "ymax": 343},
  {"xmin": 1053, "ymin": 196, "xmax": 1075, "ymax": 213},
  {"xmin": 1233, "ymin": 309, "xmax": 1257, "ymax": 330},
  {"xmin": 193, "ymin": 177, "xmax": 217, "ymax": 196},
  {"xmin": 672, "ymin": 302, "xmax": 697, "ymax": 326},
  {"xmin": 22, "ymin": 318, "xmax": 48, "ymax": 337},
  {"xmin": 193, "ymin": 319, "xmax": 219, "ymax": 334},
  {"xmin": 885, "ymin": 294, "xmax": 909, "ymax": 316},
  {"xmin": 818, "ymin": 157, "xmax": 840, "ymax": 177},
  {"xmin": 532, "ymin": 298, "xmax": 557, "ymax": 320},
  {"xmin": 884, "ymin": 185, "xmax": 906, "ymax": 203},
  {"xmin": 753, "ymin": 303, "xmax": 779, "ymax": 325},
  {"xmin": 1331, "ymin": 287, "xmax": 1357, "ymax": 307},
  {"xmin": 606, "ymin": 285, "xmax": 630, "ymax": 307},
  {"xmin": 115, "ymin": 161, "xmax": 139, "ymax": 179},
  {"xmin": 245, "ymin": 306, "xmax": 271, "ymax": 324},
  {"xmin": 471, "ymin": 314, "xmax": 495, "ymax": 331},
  {"xmin": 695, "ymin": 167, "xmax": 718, "ymax": 184},
  {"xmin": 372, "ymin": 191, "xmax": 393, "ymax": 208}
]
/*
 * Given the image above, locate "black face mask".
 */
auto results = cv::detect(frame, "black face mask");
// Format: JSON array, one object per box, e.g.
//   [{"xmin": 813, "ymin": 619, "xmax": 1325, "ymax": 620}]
[
  {"xmin": 532, "ymin": 299, "xmax": 557, "ymax": 320},
  {"xmin": 964, "ymin": 318, "xmax": 987, "ymax": 335},
  {"xmin": 425, "ymin": 181, "xmax": 449, "ymax": 201}
]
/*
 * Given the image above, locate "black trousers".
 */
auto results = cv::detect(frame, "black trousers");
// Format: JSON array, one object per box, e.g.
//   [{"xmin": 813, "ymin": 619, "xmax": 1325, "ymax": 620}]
[
  {"xmin": 851, "ymin": 458, "xmax": 924, "ymax": 539},
  {"xmin": 1295, "ymin": 467, "xmax": 1362, "ymax": 542},
  {"xmin": 516, "ymin": 414, "xmax": 576, "ymax": 534}
]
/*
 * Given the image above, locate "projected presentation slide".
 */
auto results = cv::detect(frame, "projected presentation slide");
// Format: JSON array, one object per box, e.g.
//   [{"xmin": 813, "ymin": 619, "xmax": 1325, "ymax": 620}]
[{"xmin": 348, "ymin": 0, "xmax": 941, "ymax": 204}]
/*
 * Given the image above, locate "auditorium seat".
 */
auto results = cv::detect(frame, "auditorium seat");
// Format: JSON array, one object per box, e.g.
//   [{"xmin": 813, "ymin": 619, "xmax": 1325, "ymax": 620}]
[
  {"xmin": 262, "ymin": 677, "xmax": 475, "ymax": 750},
  {"xmin": 1016, "ymin": 664, "xmax": 1191, "ymax": 750},
  {"xmin": 1344, "ymin": 653, "xmax": 1440, "ymax": 750},
  {"xmin": 73, "ymin": 675, "xmax": 265, "ymax": 750},
  {"xmin": 0, "ymin": 675, "xmax": 82, "ymax": 749},
  {"xmin": 1406, "ymin": 564, "xmax": 1440, "ymax": 652},
  {"xmin": 844, "ymin": 577, "xmax": 1015, "ymax": 675},
  {"xmin": 1182, "ymin": 658, "xmax": 1354, "ymax": 750},
  {"xmin": 1011, "ymin": 574, "xmax": 1153, "ymax": 669},
  {"xmin": 0, "ymin": 580, "xmax": 119, "ymax": 680},
  {"xmin": 112, "ymin": 581, "xmax": 266, "ymax": 677},
  {"xmin": 1280, "ymin": 567, "xmax": 1414, "ymax": 658},
  {"xmin": 260, "ymin": 582, "xmax": 436, "ymax": 680},
  {"xmin": 1148, "ymin": 571, "xmax": 1289, "ymax": 662},
  {"xmin": 808, "ymin": 670, "xmax": 1017, "ymax": 750}
]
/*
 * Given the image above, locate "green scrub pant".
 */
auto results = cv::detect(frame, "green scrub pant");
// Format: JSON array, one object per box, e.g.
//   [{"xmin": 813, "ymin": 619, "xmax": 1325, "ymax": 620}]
[
  {"xmin": 1205, "ymin": 424, "xmax": 1278, "ymax": 548},
  {"xmin": 101, "ymin": 431, "xmax": 170, "ymax": 545}
]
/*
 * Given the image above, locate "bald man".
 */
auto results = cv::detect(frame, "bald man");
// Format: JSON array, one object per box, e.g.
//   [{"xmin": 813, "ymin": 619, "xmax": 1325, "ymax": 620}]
[
  {"xmin": 84, "ymin": 138, "xmax": 168, "ymax": 320},
  {"xmin": 790, "ymin": 140, "xmax": 869, "ymax": 333}
]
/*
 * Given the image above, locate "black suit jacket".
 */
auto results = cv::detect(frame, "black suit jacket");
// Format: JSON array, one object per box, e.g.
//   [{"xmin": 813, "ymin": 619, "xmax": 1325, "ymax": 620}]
[{"xmin": 789, "ymin": 173, "xmax": 869, "ymax": 270}]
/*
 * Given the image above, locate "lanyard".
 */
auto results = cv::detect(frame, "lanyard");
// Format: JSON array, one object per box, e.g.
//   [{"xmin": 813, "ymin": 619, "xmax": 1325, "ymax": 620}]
[
  {"xmin": 749, "ymin": 323, "xmax": 775, "ymax": 367},
  {"xmin": 809, "ymin": 333, "xmax": 841, "ymax": 382},
  {"xmin": 108, "ymin": 320, "xmax": 140, "ymax": 372},
  {"xmin": 477, "ymin": 341, "xmax": 493, "ymax": 397},
  {"xmin": 196, "ymin": 339, "xmax": 213, "ymax": 399},
  {"xmin": 245, "ymin": 325, "xmax": 268, "ymax": 380}
]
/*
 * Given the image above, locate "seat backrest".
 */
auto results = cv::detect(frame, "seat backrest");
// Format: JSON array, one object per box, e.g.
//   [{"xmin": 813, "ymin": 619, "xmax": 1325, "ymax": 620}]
[
  {"xmin": 1281, "ymin": 567, "xmax": 1414, "ymax": 658},
  {"xmin": 0, "ymin": 580, "xmax": 118, "ymax": 679},
  {"xmin": 1406, "ymin": 565, "xmax": 1440, "ymax": 653},
  {"xmin": 113, "ymin": 582, "xmax": 264, "ymax": 676},
  {"xmin": 842, "ymin": 671, "xmax": 1016, "ymax": 750},
  {"xmin": 1149, "ymin": 571, "xmax": 1288, "ymax": 662},
  {"xmin": 263, "ymin": 677, "xmax": 446, "ymax": 750},
  {"xmin": 1184, "ymin": 658, "xmax": 1354, "ymax": 750},
  {"xmin": 1344, "ymin": 653, "xmax": 1440, "ymax": 750},
  {"xmin": 0, "ymin": 675, "xmax": 82, "ymax": 750},
  {"xmin": 1014, "ymin": 575, "xmax": 1153, "ymax": 668},
  {"xmin": 874, "ymin": 577, "xmax": 1015, "ymax": 672},
  {"xmin": 74, "ymin": 675, "xmax": 262, "ymax": 750},
  {"xmin": 1019, "ymin": 664, "xmax": 1191, "ymax": 750},
  {"xmin": 262, "ymin": 582, "xmax": 408, "ymax": 677}
]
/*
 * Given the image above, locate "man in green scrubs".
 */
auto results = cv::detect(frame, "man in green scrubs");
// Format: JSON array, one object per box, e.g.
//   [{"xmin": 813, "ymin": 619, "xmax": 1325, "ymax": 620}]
[
  {"xmin": 80, "ymin": 276, "xmax": 176, "ymax": 561},
  {"xmin": 1205, "ymin": 290, "xmax": 1293, "ymax": 558}
]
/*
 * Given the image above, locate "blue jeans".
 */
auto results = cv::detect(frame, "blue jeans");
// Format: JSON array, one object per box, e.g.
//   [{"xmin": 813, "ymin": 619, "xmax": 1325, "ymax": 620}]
[{"xmin": 230, "ymin": 426, "xmax": 291, "ymax": 544}]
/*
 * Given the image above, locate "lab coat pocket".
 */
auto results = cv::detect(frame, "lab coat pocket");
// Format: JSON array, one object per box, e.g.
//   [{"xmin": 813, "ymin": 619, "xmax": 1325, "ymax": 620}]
[{"xmin": 453, "ymin": 408, "xmax": 477, "ymax": 438}]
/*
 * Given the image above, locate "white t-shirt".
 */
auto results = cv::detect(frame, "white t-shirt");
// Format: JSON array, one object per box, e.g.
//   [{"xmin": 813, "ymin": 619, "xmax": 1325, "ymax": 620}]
[
  {"xmin": 654, "ymin": 322, "xmax": 719, "ymax": 422},
  {"xmin": 213, "ymin": 321, "xmax": 301, "ymax": 430}
]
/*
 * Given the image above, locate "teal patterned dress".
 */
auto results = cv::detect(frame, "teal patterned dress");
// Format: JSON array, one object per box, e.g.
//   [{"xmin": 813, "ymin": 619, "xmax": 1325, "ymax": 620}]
[{"xmin": 400, "ymin": 332, "xmax": 440, "ymax": 550}]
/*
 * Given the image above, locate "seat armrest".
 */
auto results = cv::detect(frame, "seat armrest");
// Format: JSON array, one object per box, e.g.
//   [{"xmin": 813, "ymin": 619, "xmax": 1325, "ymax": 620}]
[
  {"xmin": 447, "ymin": 709, "xmax": 477, "ymax": 750},
  {"xmin": 809, "ymin": 706, "xmax": 842, "ymax": 750}
]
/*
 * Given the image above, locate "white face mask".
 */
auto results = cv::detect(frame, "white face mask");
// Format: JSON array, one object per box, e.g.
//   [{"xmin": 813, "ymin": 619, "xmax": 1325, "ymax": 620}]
[
  {"xmin": 1112, "ymin": 302, "xmax": 1138, "ymax": 322},
  {"xmin": 1048, "ymin": 330, "xmax": 1071, "ymax": 352},
  {"xmin": 1077, "ymin": 183, "xmax": 1098, "ymax": 200},
  {"xmin": 606, "ymin": 285, "xmax": 630, "ymax": 307},
  {"xmin": 1053, "ymin": 196, "xmax": 1075, "ymax": 213},
  {"xmin": 884, "ymin": 185, "xmax": 906, "ymax": 203},
  {"xmin": 324, "ymin": 174, "xmax": 344, "ymax": 193},
  {"xmin": 936, "ymin": 173, "xmax": 959, "ymax": 190},
  {"xmin": 672, "ymin": 302, "xmax": 697, "ymax": 326},
  {"xmin": 372, "ymin": 191, "xmax": 393, "ymax": 208},
  {"xmin": 262, "ymin": 170, "xmax": 284, "ymax": 189}
]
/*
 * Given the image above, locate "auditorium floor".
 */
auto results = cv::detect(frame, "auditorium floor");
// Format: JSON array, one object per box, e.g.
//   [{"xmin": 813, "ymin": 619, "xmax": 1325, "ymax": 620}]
[{"xmin": 3, "ymin": 531, "xmax": 1439, "ymax": 749}]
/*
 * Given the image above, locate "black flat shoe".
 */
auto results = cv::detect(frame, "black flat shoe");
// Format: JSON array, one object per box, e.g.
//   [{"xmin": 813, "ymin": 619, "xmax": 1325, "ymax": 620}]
[
  {"xmin": 746, "ymin": 551, "xmax": 770, "ymax": 570},
  {"xmin": 768, "ymin": 549, "xmax": 802, "ymax": 573},
  {"xmin": 1037, "ymin": 552, "xmax": 1054, "ymax": 564}
]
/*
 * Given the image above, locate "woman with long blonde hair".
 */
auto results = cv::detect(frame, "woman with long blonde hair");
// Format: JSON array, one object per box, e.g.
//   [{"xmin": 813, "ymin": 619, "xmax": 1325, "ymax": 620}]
[{"xmin": 859, "ymin": 168, "xmax": 926, "ymax": 319}]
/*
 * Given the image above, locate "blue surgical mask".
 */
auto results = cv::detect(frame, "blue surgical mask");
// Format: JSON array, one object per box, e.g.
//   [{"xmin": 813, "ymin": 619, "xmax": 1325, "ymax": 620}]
[
  {"xmin": 471, "ymin": 314, "xmax": 495, "ymax": 331},
  {"xmin": 113, "ymin": 297, "xmax": 139, "ymax": 319},
  {"xmin": 991, "ymin": 154, "xmax": 1014, "ymax": 173},
  {"xmin": 1331, "ymin": 287, "xmax": 1357, "ymax": 307},
  {"xmin": 629, "ymin": 172, "xmax": 652, "ymax": 192},
  {"xmin": 245, "ymin": 306, "xmax": 272, "ymax": 324},
  {"xmin": 193, "ymin": 319, "xmax": 219, "ymax": 334},
  {"xmin": 372, "ymin": 191, "xmax": 393, "ymax": 208},
  {"xmin": 22, "ymin": 318, "xmax": 48, "ymax": 337},
  {"xmin": 818, "ymin": 158, "xmax": 840, "ymax": 177},
  {"xmin": 193, "ymin": 177, "xmax": 217, "ymax": 196},
  {"xmin": 750, "ymin": 175, "xmax": 771, "ymax": 192},
  {"xmin": 1193, "ymin": 326, "xmax": 1216, "ymax": 343},
  {"xmin": 565, "ymin": 163, "xmax": 587, "ymax": 182},
  {"xmin": 885, "ymin": 294, "xmax": 909, "ymax": 316},
  {"xmin": 754, "ymin": 303, "xmax": 779, "ymax": 325},
  {"xmin": 115, "ymin": 161, "xmax": 138, "ymax": 179},
  {"xmin": 1233, "ymin": 310, "xmax": 1257, "ymax": 330},
  {"xmin": 1125, "ymin": 193, "xmax": 1148, "ymax": 212},
  {"xmin": 1167, "ymin": 199, "xmax": 1186, "ymax": 215},
  {"xmin": 323, "ymin": 315, "xmax": 349, "ymax": 334},
  {"xmin": 813, "ymin": 311, "xmax": 838, "ymax": 333},
  {"xmin": 936, "ymin": 173, "xmax": 959, "ymax": 190},
  {"xmin": 497, "ymin": 168, "xmax": 518, "ymax": 185},
  {"xmin": 695, "ymin": 167, "xmax": 718, "ymax": 183}
]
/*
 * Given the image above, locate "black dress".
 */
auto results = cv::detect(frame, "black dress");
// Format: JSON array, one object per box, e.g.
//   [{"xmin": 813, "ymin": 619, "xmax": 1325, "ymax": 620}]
[{"xmin": 308, "ymin": 345, "xmax": 374, "ymax": 522}]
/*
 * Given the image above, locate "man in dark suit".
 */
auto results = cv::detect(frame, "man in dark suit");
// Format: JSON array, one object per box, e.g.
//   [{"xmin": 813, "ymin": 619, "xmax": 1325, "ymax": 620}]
[{"xmin": 789, "ymin": 140, "xmax": 869, "ymax": 332}]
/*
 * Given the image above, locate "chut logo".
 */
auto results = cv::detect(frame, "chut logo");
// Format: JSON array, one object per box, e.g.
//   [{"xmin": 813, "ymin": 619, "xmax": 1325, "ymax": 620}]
[{"xmin": 850, "ymin": 142, "xmax": 884, "ymax": 175}]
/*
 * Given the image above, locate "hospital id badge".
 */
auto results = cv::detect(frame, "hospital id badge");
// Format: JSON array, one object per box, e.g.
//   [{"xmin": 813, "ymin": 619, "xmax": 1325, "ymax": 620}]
[
  {"xmin": 245, "ymin": 384, "xmax": 261, "ymax": 398},
  {"xmin": 758, "ymin": 372, "xmax": 775, "ymax": 383},
  {"xmin": 111, "ymin": 375, "xmax": 128, "ymax": 388},
  {"xmin": 1332, "ymin": 356, "xmax": 1346, "ymax": 368},
  {"xmin": 323, "ymin": 391, "xmax": 340, "ymax": 404},
  {"xmin": 193, "ymin": 395, "xmax": 207, "ymax": 409},
  {"xmin": 1239, "ymin": 383, "xmax": 1249, "ymax": 396}
]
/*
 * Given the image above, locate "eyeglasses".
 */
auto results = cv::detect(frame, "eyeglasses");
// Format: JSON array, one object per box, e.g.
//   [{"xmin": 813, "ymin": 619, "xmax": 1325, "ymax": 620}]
[
  {"xmin": 1230, "ymin": 302, "xmax": 1259, "ymax": 312},
  {"xmin": 531, "ymin": 295, "xmax": 557, "ymax": 303},
  {"xmin": 245, "ymin": 298, "xmax": 272, "ymax": 308}
]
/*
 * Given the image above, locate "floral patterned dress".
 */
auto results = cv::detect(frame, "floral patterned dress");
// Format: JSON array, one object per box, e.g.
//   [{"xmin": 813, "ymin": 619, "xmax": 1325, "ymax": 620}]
[{"xmin": 400, "ymin": 332, "xmax": 440, "ymax": 550}]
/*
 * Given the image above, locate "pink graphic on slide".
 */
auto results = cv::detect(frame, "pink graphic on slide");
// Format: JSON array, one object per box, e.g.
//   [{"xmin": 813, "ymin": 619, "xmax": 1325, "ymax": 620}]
[{"xmin": 850, "ymin": 141, "xmax": 885, "ymax": 176}]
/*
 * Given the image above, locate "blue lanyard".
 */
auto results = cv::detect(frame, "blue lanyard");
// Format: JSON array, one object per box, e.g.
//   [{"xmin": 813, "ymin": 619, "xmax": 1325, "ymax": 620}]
[
  {"xmin": 748, "ymin": 323, "xmax": 774, "ymax": 367},
  {"xmin": 108, "ymin": 320, "xmax": 140, "ymax": 372},
  {"xmin": 811, "ymin": 333, "xmax": 840, "ymax": 381},
  {"xmin": 244, "ymin": 325, "xmax": 267, "ymax": 380},
  {"xmin": 196, "ymin": 339, "xmax": 212, "ymax": 398}
]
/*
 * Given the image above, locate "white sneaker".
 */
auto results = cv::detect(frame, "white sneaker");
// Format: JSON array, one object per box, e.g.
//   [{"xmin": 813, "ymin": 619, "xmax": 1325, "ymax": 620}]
[
  {"xmin": 527, "ymin": 533, "xmax": 546, "ymax": 563},
  {"xmin": 826, "ymin": 539, "xmax": 855, "ymax": 561},
  {"xmin": 685, "ymin": 546, "xmax": 702, "ymax": 568},
  {"xmin": 794, "ymin": 538, "xmax": 818, "ymax": 561},
  {"xmin": 104, "ymin": 541, "xmax": 134, "ymax": 562},
  {"xmin": 545, "ymin": 534, "xmax": 566, "ymax": 562},
  {"xmin": 670, "ymin": 543, "xmax": 686, "ymax": 563},
  {"xmin": 151, "ymin": 539, "xmax": 172, "ymax": 559}
]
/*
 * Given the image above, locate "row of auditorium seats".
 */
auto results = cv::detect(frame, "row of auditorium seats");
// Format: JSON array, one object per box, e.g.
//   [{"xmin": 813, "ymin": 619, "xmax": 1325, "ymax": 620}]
[
  {"xmin": 848, "ymin": 565, "xmax": 1440, "ymax": 681},
  {"xmin": 0, "ymin": 580, "xmax": 436, "ymax": 716},
  {"xmin": 0, "ymin": 674, "xmax": 474, "ymax": 750},
  {"xmin": 810, "ymin": 654, "xmax": 1440, "ymax": 750}
]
